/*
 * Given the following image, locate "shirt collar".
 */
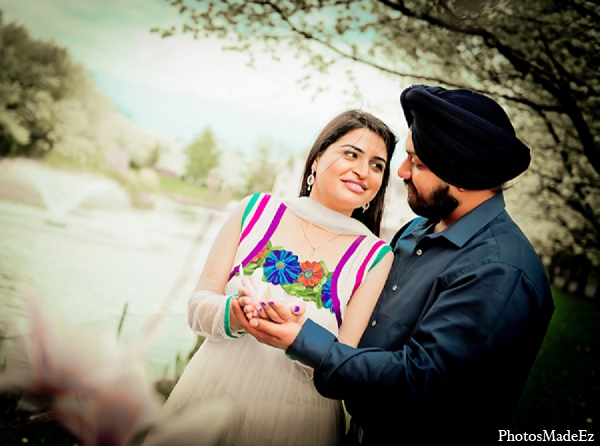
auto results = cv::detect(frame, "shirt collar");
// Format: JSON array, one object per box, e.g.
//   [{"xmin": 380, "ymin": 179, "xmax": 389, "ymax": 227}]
[{"xmin": 426, "ymin": 193, "xmax": 506, "ymax": 248}]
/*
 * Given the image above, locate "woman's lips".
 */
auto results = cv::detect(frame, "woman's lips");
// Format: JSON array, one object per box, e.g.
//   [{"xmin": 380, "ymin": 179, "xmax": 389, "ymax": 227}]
[{"xmin": 343, "ymin": 179, "xmax": 367, "ymax": 194}]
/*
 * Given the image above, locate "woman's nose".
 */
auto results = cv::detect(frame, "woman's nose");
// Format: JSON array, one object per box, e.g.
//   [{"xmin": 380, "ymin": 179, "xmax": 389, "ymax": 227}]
[{"xmin": 353, "ymin": 160, "xmax": 369, "ymax": 178}]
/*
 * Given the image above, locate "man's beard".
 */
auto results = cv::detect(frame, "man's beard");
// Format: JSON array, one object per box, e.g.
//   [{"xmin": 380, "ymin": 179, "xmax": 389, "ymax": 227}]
[{"xmin": 405, "ymin": 180, "xmax": 459, "ymax": 220}]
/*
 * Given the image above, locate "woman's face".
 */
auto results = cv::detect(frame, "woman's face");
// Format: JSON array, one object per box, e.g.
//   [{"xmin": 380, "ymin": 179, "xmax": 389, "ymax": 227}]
[{"xmin": 310, "ymin": 128, "xmax": 388, "ymax": 216}]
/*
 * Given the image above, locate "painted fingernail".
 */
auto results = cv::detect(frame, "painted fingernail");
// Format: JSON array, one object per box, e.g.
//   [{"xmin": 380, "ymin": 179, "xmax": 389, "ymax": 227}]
[
  {"xmin": 294, "ymin": 306, "xmax": 300, "ymax": 313},
  {"xmin": 257, "ymin": 307, "xmax": 263, "ymax": 312},
  {"xmin": 269, "ymin": 301, "xmax": 275, "ymax": 306},
  {"xmin": 260, "ymin": 302, "xmax": 266, "ymax": 306}
]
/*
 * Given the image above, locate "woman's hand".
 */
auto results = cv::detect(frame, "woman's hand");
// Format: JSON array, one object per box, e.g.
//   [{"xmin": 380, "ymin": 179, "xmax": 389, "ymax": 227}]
[
  {"xmin": 237, "ymin": 286, "xmax": 270, "ymax": 322},
  {"xmin": 255, "ymin": 298, "xmax": 305, "ymax": 325},
  {"xmin": 231, "ymin": 298, "xmax": 305, "ymax": 350},
  {"xmin": 238, "ymin": 284, "xmax": 306, "ymax": 326}
]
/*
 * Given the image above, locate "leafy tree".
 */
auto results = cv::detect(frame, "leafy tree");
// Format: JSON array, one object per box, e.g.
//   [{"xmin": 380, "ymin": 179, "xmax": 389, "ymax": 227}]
[
  {"xmin": 1, "ymin": 14, "xmax": 171, "ymax": 170},
  {"xmin": 185, "ymin": 127, "xmax": 220, "ymax": 184},
  {"xmin": 0, "ymin": 13, "xmax": 74, "ymax": 157},
  {"xmin": 245, "ymin": 143, "xmax": 277, "ymax": 194},
  {"xmin": 154, "ymin": 0, "xmax": 600, "ymax": 292},
  {"xmin": 50, "ymin": 66, "xmax": 119, "ymax": 167}
]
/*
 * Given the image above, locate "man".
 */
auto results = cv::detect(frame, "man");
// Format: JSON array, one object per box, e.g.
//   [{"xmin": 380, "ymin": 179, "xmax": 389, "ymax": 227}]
[{"xmin": 233, "ymin": 85, "xmax": 555, "ymax": 443}]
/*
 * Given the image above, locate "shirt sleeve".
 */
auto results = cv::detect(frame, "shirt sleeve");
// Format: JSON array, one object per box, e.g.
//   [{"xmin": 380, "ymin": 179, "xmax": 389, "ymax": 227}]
[
  {"xmin": 188, "ymin": 291, "xmax": 245, "ymax": 339},
  {"xmin": 186, "ymin": 197, "xmax": 253, "ymax": 341},
  {"xmin": 287, "ymin": 261, "xmax": 551, "ymax": 405}
]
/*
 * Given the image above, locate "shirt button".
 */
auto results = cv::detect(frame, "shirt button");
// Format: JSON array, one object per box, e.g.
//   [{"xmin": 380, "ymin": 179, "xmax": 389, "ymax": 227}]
[
  {"xmin": 416, "ymin": 249, "xmax": 423, "ymax": 256},
  {"xmin": 371, "ymin": 320, "xmax": 377, "ymax": 327},
  {"xmin": 392, "ymin": 285, "xmax": 398, "ymax": 291}
]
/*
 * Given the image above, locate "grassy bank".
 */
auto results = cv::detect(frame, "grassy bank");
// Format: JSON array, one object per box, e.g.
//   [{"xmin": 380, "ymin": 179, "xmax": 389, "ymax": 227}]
[
  {"xmin": 511, "ymin": 289, "xmax": 598, "ymax": 433},
  {"xmin": 158, "ymin": 176, "xmax": 242, "ymax": 205}
]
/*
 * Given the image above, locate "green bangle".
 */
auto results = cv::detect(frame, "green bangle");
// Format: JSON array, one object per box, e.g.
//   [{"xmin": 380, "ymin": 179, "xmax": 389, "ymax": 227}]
[{"xmin": 224, "ymin": 293, "xmax": 246, "ymax": 339}]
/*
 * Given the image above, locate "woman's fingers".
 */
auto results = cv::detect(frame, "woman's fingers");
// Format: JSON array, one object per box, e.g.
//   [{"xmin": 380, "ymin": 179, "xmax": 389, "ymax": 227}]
[
  {"xmin": 288, "ymin": 299, "xmax": 306, "ymax": 318},
  {"xmin": 257, "ymin": 300, "xmax": 284, "ymax": 323},
  {"xmin": 257, "ymin": 299, "xmax": 305, "ymax": 323}
]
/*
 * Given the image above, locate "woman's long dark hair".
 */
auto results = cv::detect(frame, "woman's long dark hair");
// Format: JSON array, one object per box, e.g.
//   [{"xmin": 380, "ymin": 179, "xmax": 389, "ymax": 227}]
[{"xmin": 299, "ymin": 110, "xmax": 397, "ymax": 237}]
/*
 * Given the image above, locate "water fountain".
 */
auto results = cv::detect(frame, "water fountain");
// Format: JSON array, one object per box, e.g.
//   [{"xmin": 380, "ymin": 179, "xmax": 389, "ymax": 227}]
[{"xmin": 18, "ymin": 161, "xmax": 118, "ymax": 227}]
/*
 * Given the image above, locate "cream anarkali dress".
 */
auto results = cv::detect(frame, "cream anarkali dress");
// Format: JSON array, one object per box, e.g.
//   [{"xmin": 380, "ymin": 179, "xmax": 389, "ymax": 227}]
[{"xmin": 160, "ymin": 194, "xmax": 390, "ymax": 445}]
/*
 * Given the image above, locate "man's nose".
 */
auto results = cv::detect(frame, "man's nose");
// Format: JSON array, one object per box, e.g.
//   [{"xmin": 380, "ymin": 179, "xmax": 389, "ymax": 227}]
[{"xmin": 397, "ymin": 157, "xmax": 411, "ymax": 180}]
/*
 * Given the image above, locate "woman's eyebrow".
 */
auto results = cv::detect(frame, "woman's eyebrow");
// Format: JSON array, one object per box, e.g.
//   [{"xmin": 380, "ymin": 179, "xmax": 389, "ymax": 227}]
[
  {"xmin": 342, "ymin": 144, "xmax": 387, "ymax": 164},
  {"xmin": 342, "ymin": 144, "xmax": 363, "ymax": 152}
]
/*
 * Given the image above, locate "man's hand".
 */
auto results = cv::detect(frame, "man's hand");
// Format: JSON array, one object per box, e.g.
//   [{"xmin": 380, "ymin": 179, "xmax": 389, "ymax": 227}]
[{"xmin": 231, "ymin": 298, "xmax": 304, "ymax": 350}]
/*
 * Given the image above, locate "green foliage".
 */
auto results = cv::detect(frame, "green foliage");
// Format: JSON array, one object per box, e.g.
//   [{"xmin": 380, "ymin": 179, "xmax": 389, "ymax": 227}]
[
  {"xmin": 0, "ymin": 13, "xmax": 74, "ymax": 157},
  {"xmin": 185, "ymin": 127, "xmax": 220, "ymax": 184},
  {"xmin": 158, "ymin": 175, "xmax": 238, "ymax": 204},
  {"xmin": 107, "ymin": 167, "xmax": 160, "ymax": 196},
  {"xmin": 244, "ymin": 144, "xmax": 277, "ymax": 194},
  {"xmin": 156, "ymin": 0, "xmax": 600, "ymax": 269},
  {"xmin": 0, "ymin": 14, "xmax": 170, "ymax": 171},
  {"xmin": 0, "ymin": 393, "xmax": 78, "ymax": 445},
  {"xmin": 159, "ymin": 175, "xmax": 207, "ymax": 200}
]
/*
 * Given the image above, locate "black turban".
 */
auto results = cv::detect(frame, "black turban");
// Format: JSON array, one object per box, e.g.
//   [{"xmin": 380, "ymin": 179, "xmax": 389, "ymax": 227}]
[{"xmin": 400, "ymin": 85, "xmax": 531, "ymax": 190}]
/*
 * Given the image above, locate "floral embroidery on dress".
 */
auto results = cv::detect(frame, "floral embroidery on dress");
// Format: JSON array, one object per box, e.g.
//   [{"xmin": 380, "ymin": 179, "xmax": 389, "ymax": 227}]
[
  {"xmin": 236, "ymin": 240, "xmax": 335, "ymax": 313},
  {"xmin": 263, "ymin": 249, "xmax": 302, "ymax": 285},
  {"xmin": 298, "ymin": 261, "xmax": 324, "ymax": 287},
  {"xmin": 251, "ymin": 244, "xmax": 268, "ymax": 263},
  {"xmin": 321, "ymin": 277, "xmax": 333, "ymax": 311}
]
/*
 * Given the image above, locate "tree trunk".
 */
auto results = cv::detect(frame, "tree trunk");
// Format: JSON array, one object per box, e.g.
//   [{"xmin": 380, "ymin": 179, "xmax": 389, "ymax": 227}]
[
  {"xmin": 592, "ymin": 269, "xmax": 600, "ymax": 304},
  {"xmin": 547, "ymin": 254, "xmax": 560, "ymax": 285},
  {"xmin": 562, "ymin": 259, "xmax": 579, "ymax": 293},
  {"xmin": 575, "ymin": 258, "xmax": 591, "ymax": 298}
]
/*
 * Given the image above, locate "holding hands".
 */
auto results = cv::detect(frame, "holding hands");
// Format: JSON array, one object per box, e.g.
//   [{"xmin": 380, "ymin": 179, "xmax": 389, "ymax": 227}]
[{"xmin": 232, "ymin": 267, "xmax": 306, "ymax": 349}]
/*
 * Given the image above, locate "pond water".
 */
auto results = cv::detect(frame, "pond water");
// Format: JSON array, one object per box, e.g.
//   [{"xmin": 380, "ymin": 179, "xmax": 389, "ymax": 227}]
[{"xmin": 0, "ymin": 159, "xmax": 229, "ymax": 379}]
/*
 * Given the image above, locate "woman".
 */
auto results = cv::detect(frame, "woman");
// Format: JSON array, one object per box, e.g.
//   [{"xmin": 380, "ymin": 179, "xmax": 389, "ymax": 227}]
[{"xmin": 160, "ymin": 110, "xmax": 397, "ymax": 445}]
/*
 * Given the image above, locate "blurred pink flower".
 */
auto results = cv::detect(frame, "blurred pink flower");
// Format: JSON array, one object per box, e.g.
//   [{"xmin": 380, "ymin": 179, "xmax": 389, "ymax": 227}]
[
  {"xmin": 0, "ymin": 301, "xmax": 162, "ymax": 446},
  {"xmin": 0, "ymin": 301, "xmax": 233, "ymax": 445}
]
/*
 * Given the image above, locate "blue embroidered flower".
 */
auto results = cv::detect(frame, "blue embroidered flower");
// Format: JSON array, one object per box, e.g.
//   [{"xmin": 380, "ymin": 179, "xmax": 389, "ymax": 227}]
[
  {"xmin": 263, "ymin": 249, "xmax": 301, "ymax": 285},
  {"xmin": 321, "ymin": 277, "xmax": 334, "ymax": 313}
]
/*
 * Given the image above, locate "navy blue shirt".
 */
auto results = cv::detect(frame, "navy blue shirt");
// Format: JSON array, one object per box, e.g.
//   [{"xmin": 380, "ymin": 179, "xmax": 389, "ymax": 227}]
[{"xmin": 288, "ymin": 194, "xmax": 554, "ymax": 441}]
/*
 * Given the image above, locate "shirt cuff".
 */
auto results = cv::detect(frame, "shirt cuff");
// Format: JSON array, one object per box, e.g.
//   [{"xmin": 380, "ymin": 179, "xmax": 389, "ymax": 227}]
[
  {"xmin": 286, "ymin": 318, "xmax": 337, "ymax": 368},
  {"xmin": 224, "ymin": 293, "xmax": 246, "ymax": 339}
]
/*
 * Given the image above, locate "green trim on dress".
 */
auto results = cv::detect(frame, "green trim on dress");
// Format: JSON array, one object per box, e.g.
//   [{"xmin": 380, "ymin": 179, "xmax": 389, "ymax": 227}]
[
  {"xmin": 368, "ymin": 244, "xmax": 392, "ymax": 271},
  {"xmin": 241, "ymin": 193, "xmax": 261, "ymax": 228},
  {"xmin": 224, "ymin": 293, "xmax": 246, "ymax": 339}
]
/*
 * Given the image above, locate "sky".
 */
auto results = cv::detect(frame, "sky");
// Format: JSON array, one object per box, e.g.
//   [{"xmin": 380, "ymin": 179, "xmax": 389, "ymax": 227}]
[{"xmin": 0, "ymin": 0, "xmax": 410, "ymax": 160}]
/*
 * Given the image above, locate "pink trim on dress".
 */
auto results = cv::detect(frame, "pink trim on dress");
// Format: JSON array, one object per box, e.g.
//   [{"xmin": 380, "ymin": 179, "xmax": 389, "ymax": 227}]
[
  {"xmin": 240, "ymin": 194, "xmax": 271, "ymax": 243},
  {"xmin": 229, "ymin": 202, "xmax": 287, "ymax": 281},
  {"xmin": 331, "ymin": 235, "xmax": 365, "ymax": 328},
  {"xmin": 350, "ymin": 240, "xmax": 386, "ymax": 298}
]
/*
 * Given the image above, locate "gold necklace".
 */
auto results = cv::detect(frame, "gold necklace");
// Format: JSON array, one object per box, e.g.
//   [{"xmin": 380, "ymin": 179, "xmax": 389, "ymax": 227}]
[{"xmin": 299, "ymin": 220, "xmax": 342, "ymax": 257}]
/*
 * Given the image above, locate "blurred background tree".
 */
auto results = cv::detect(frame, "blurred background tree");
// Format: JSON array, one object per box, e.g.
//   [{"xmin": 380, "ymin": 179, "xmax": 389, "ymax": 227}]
[
  {"xmin": 0, "ymin": 13, "xmax": 73, "ymax": 157},
  {"xmin": 0, "ymin": 13, "xmax": 170, "ymax": 172},
  {"xmin": 153, "ymin": 0, "xmax": 600, "ymax": 300},
  {"xmin": 184, "ymin": 127, "xmax": 221, "ymax": 185},
  {"xmin": 245, "ymin": 143, "xmax": 277, "ymax": 194}
]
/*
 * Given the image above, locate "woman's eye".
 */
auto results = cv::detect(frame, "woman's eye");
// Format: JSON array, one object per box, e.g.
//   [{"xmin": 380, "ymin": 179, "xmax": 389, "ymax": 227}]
[
  {"xmin": 371, "ymin": 162, "xmax": 384, "ymax": 172},
  {"xmin": 344, "ymin": 150, "xmax": 358, "ymax": 158}
]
